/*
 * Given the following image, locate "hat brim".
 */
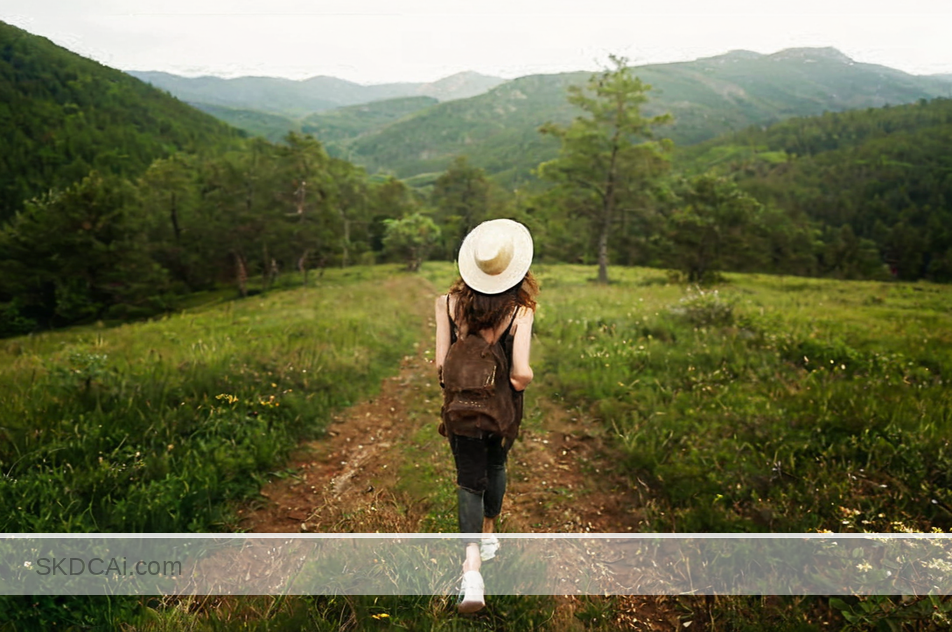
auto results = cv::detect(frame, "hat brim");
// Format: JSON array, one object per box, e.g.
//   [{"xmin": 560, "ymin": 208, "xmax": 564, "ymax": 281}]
[{"xmin": 457, "ymin": 219, "xmax": 533, "ymax": 294}]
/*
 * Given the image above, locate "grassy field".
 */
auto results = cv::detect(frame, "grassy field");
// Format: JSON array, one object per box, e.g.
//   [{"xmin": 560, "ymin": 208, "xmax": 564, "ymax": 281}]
[
  {"xmin": 0, "ymin": 266, "xmax": 430, "ymax": 534},
  {"xmin": 3, "ymin": 262, "xmax": 952, "ymax": 630},
  {"xmin": 527, "ymin": 265, "xmax": 952, "ymax": 534}
]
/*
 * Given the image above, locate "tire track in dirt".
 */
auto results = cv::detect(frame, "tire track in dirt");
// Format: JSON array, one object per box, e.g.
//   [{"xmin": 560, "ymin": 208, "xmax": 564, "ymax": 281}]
[{"xmin": 237, "ymin": 279, "xmax": 682, "ymax": 630}]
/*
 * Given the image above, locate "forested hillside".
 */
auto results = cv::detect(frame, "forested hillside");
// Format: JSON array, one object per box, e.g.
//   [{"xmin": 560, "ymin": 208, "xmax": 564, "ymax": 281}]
[
  {"xmin": 190, "ymin": 103, "xmax": 300, "ymax": 143},
  {"xmin": 0, "ymin": 21, "xmax": 243, "ymax": 222},
  {"xmin": 349, "ymin": 73, "xmax": 584, "ymax": 186},
  {"xmin": 137, "ymin": 47, "xmax": 950, "ymax": 190},
  {"xmin": 680, "ymin": 98, "xmax": 952, "ymax": 281},
  {"xmin": 300, "ymin": 96, "xmax": 438, "ymax": 149},
  {"xmin": 0, "ymin": 22, "xmax": 427, "ymax": 335}
]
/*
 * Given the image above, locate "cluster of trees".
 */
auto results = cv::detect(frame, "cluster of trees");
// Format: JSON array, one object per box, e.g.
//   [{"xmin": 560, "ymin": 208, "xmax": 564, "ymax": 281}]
[
  {"xmin": 525, "ymin": 57, "xmax": 819, "ymax": 284},
  {"xmin": 0, "ymin": 133, "xmax": 523, "ymax": 334},
  {"xmin": 529, "ymin": 73, "xmax": 952, "ymax": 285}
]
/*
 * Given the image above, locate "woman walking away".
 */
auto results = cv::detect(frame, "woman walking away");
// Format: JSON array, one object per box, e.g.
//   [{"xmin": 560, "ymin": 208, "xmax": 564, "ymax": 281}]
[{"xmin": 434, "ymin": 219, "xmax": 538, "ymax": 614}]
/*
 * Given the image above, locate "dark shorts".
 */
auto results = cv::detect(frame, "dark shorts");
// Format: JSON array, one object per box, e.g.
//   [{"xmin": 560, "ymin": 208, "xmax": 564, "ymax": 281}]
[
  {"xmin": 449, "ymin": 431, "xmax": 510, "ymax": 536},
  {"xmin": 448, "ymin": 431, "xmax": 509, "ymax": 494}
]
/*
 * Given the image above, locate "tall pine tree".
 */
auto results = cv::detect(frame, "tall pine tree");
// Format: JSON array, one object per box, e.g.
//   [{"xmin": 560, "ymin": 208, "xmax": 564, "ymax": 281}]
[{"xmin": 538, "ymin": 56, "xmax": 672, "ymax": 283}]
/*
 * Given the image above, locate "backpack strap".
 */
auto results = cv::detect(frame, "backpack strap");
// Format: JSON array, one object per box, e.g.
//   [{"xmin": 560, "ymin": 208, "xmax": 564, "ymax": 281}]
[
  {"xmin": 506, "ymin": 307, "xmax": 519, "ymax": 334},
  {"xmin": 494, "ymin": 307, "xmax": 519, "ymax": 344}
]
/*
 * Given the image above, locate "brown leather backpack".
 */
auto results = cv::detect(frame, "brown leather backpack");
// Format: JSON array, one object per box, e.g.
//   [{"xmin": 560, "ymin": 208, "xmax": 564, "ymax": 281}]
[{"xmin": 440, "ymin": 305, "xmax": 517, "ymax": 441}]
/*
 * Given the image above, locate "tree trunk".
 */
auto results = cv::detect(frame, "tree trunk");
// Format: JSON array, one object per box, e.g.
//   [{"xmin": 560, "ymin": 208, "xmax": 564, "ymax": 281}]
[
  {"xmin": 234, "ymin": 252, "xmax": 248, "ymax": 298},
  {"xmin": 169, "ymin": 192, "xmax": 182, "ymax": 243},
  {"xmin": 296, "ymin": 181, "xmax": 306, "ymax": 217},
  {"xmin": 168, "ymin": 192, "xmax": 191, "ymax": 284},
  {"xmin": 341, "ymin": 214, "xmax": 350, "ymax": 267},
  {"xmin": 598, "ymin": 139, "xmax": 620, "ymax": 285},
  {"xmin": 597, "ymin": 212, "xmax": 611, "ymax": 284},
  {"xmin": 262, "ymin": 243, "xmax": 270, "ymax": 291},
  {"xmin": 298, "ymin": 249, "xmax": 310, "ymax": 286}
]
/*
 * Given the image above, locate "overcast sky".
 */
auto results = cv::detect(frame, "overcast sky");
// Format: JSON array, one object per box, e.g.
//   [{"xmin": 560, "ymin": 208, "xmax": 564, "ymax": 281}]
[{"xmin": 4, "ymin": 0, "xmax": 952, "ymax": 84}]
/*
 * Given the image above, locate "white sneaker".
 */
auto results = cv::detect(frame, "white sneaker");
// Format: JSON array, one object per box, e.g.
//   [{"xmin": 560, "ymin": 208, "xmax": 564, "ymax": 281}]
[
  {"xmin": 479, "ymin": 535, "xmax": 500, "ymax": 561},
  {"xmin": 457, "ymin": 570, "xmax": 485, "ymax": 613}
]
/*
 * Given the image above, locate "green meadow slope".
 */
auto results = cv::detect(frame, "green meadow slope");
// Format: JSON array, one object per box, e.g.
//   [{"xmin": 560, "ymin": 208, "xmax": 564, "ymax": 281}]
[
  {"xmin": 0, "ymin": 267, "xmax": 429, "ymax": 534},
  {"xmin": 526, "ymin": 264, "xmax": 952, "ymax": 534}
]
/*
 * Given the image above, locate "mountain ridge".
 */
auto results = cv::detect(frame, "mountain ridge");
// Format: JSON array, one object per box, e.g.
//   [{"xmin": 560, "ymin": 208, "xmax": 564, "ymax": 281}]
[
  {"xmin": 127, "ymin": 69, "xmax": 507, "ymax": 116},
  {"xmin": 333, "ymin": 49, "xmax": 952, "ymax": 185}
]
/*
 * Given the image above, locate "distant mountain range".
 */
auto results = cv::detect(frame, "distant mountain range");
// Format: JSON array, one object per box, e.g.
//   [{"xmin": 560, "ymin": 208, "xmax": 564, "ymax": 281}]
[
  {"xmin": 186, "ymin": 96, "xmax": 443, "ymax": 145},
  {"xmin": 300, "ymin": 97, "xmax": 439, "ymax": 145},
  {"xmin": 132, "ymin": 48, "xmax": 952, "ymax": 187},
  {"xmin": 127, "ymin": 70, "xmax": 506, "ymax": 116},
  {"xmin": 7, "ymin": 11, "xmax": 952, "ymax": 212},
  {"xmin": 345, "ymin": 48, "xmax": 952, "ymax": 186}
]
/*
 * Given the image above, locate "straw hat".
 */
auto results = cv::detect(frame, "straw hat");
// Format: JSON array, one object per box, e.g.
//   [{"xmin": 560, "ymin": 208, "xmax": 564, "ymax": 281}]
[{"xmin": 457, "ymin": 219, "xmax": 533, "ymax": 294}]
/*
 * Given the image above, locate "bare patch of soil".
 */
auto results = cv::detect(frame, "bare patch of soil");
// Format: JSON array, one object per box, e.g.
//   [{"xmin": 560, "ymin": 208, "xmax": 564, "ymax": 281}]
[
  {"xmin": 502, "ymin": 398, "xmax": 648, "ymax": 534},
  {"xmin": 238, "ymin": 348, "xmax": 428, "ymax": 534}
]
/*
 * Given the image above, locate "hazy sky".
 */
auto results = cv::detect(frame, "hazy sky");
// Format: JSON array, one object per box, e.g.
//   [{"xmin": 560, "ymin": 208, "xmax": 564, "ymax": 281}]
[{"xmin": 4, "ymin": 0, "xmax": 952, "ymax": 84}]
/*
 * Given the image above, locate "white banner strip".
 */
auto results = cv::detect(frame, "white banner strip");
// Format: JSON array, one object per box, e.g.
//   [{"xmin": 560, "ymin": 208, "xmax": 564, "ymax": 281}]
[{"xmin": 2, "ymin": 534, "xmax": 951, "ymax": 595}]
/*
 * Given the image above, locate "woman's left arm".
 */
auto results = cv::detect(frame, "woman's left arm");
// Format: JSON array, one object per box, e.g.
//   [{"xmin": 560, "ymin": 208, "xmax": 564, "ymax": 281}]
[
  {"xmin": 509, "ymin": 307, "xmax": 534, "ymax": 391},
  {"xmin": 434, "ymin": 295, "xmax": 451, "ymax": 383}
]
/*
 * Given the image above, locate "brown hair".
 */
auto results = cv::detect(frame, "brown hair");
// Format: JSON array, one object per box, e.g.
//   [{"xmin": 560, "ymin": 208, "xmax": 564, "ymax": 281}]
[{"xmin": 449, "ymin": 271, "xmax": 539, "ymax": 332}]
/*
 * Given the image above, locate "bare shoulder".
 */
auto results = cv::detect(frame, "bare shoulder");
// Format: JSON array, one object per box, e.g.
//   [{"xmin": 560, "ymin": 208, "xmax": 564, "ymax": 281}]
[
  {"xmin": 436, "ymin": 293, "xmax": 457, "ymax": 311},
  {"xmin": 509, "ymin": 305, "xmax": 534, "ymax": 335}
]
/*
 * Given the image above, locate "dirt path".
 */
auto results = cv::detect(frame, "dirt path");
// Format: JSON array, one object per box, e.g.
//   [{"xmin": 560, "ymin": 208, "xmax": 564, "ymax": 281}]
[{"xmin": 237, "ymin": 282, "xmax": 681, "ymax": 629}]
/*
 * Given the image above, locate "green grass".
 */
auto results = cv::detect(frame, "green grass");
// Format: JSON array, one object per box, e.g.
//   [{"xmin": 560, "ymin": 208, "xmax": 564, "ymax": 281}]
[
  {"xmin": 523, "ymin": 264, "xmax": 952, "ymax": 629},
  {"xmin": 0, "ymin": 265, "xmax": 438, "ymax": 629},
  {"xmin": 5, "ymin": 262, "xmax": 952, "ymax": 630},
  {"xmin": 0, "ymin": 265, "xmax": 428, "ymax": 534},
  {"xmin": 397, "ymin": 423, "xmax": 457, "ymax": 534},
  {"xmin": 529, "ymin": 266, "xmax": 952, "ymax": 534},
  {"xmin": 421, "ymin": 260, "xmax": 952, "ymax": 534}
]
